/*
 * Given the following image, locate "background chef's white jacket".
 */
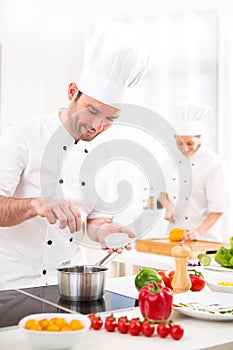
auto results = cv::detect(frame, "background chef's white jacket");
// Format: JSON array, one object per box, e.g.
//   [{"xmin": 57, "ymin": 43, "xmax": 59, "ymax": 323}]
[
  {"xmin": 0, "ymin": 111, "xmax": 108, "ymax": 290},
  {"xmin": 164, "ymin": 144, "xmax": 231, "ymax": 242}
]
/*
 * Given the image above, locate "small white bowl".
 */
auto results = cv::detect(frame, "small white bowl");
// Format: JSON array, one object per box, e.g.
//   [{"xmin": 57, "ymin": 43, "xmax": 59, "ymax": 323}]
[
  {"xmin": 206, "ymin": 278, "xmax": 233, "ymax": 294},
  {"xmin": 18, "ymin": 313, "xmax": 91, "ymax": 350}
]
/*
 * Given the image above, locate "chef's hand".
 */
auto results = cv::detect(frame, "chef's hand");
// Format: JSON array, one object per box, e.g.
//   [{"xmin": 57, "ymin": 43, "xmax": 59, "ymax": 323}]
[
  {"xmin": 31, "ymin": 198, "xmax": 82, "ymax": 233},
  {"xmin": 96, "ymin": 222, "xmax": 135, "ymax": 254},
  {"xmin": 164, "ymin": 208, "xmax": 175, "ymax": 223},
  {"xmin": 182, "ymin": 229, "xmax": 201, "ymax": 241}
]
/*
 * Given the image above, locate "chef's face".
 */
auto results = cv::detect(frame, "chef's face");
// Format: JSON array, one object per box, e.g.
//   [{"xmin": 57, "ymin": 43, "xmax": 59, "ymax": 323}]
[
  {"xmin": 175, "ymin": 135, "xmax": 201, "ymax": 157},
  {"xmin": 66, "ymin": 83, "xmax": 120, "ymax": 142}
]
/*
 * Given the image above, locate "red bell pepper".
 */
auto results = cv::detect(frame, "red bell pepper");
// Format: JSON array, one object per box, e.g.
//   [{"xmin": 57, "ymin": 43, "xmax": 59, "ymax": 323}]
[{"xmin": 138, "ymin": 283, "xmax": 173, "ymax": 321}]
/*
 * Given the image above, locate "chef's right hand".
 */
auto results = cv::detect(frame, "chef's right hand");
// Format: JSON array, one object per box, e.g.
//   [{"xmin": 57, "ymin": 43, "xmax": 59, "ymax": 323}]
[
  {"xmin": 164, "ymin": 208, "xmax": 175, "ymax": 224},
  {"xmin": 31, "ymin": 198, "xmax": 82, "ymax": 233}
]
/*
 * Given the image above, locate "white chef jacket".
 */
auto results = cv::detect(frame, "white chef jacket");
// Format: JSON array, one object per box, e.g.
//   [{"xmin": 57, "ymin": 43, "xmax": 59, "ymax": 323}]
[
  {"xmin": 164, "ymin": 144, "xmax": 230, "ymax": 242},
  {"xmin": 0, "ymin": 110, "xmax": 107, "ymax": 290}
]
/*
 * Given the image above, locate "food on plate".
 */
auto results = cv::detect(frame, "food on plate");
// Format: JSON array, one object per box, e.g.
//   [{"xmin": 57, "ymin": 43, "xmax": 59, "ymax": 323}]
[
  {"xmin": 217, "ymin": 281, "xmax": 233, "ymax": 286},
  {"xmin": 169, "ymin": 227, "xmax": 184, "ymax": 242},
  {"xmin": 138, "ymin": 282, "xmax": 173, "ymax": 320},
  {"xmin": 187, "ymin": 260, "xmax": 201, "ymax": 267},
  {"xmin": 197, "ymin": 253, "xmax": 211, "ymax": 266},
  {"xmin": 215, "ymin": 236, "xmax": 233, "ymax": 268},
  {"xmin": 24, "ymin": 317, "xmax": 84, "ymax": 331},
  {"xmin": 158, "ymin": 269, "xmax": 205, "ymax": 292},
  {"xmin": 134, "ymin": 268, "xmax": 162, "ymax": 291}
]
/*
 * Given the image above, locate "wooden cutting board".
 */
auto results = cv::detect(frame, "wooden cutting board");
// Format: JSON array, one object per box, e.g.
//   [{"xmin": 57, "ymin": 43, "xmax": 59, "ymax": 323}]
[{"xmin": 136, "ymin": 238, "xmax": 229, "ymax": 259}]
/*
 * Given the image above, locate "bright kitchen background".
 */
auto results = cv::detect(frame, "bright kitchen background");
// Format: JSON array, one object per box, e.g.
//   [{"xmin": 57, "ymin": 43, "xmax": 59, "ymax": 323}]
[{"xmin": 0, "ymin": 0, "xmax": 233, "ymax": 250}]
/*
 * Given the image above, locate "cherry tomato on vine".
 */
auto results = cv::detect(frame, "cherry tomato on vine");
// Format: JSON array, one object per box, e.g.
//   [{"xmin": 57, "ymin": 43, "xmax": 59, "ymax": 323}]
[
  {"xmin": 105, "ymin": 314, "xmax": 115, "ymax": 321},
  {"xmin": 88, "ymin": 314, "xmax": 98, "ymax": 328},
  {"xmin": 88, "ymin": 314, "xmax": 96, "ymax": 322},
  {"xmin": 128, "ymin": 320, "xmax": 141, "ymax": 336},
  {"xmin": 170, "ymin": 324, "xmax": 184, "ymax": 340},
  {"xmin": 157, "ymin": 323, "xmax": 170, "ymax": 338},
  {"xmin": 104, "ymin": 317, "xmax": 117, "ymax": 332},
  {"xmin": 92, "ymin": 317, "xmax": 103, "ymax": 330},
  {"xmin": 130, "ymin": 317, "xmax": 141, "ymax": 322},
  {"xmin": 117, "ymin": 319, "xmax": 129, "ymax": 334},
  {"xmin": 141, "ymin": 322, "xmax": 155, "ymax": 337},
  {"xmin": 118, "ymin": 316, "xmax": 128, "ymax": 321},
  {"xmin": 189, "ymin": 273, "xmax": 205, "ymax": 291}
]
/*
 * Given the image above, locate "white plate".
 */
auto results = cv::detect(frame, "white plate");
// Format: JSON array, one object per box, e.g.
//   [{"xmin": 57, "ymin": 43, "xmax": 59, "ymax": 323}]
[
  {"xmin": 203, "ymin": 265, "xmax": 233, "ymax": 273},
  {"xmin": 173, "ymin": 291, "xmax": 233, "ymax": 321}
]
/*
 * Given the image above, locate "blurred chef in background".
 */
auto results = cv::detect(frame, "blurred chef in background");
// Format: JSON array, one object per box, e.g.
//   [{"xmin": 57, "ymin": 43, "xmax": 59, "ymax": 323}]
[{"xmin": 160, "ymin": 102, "xmax": 231, "ymax": 242}]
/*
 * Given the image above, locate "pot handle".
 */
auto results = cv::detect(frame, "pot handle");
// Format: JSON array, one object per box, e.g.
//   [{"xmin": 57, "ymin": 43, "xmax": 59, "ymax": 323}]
[{"xmin": 95, "ymin": 252, "xmax": 118, "ymax": 267}]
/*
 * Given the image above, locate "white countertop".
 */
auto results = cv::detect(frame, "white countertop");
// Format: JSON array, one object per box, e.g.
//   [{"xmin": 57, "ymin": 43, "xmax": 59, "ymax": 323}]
[
  {"xmin": 1, "ymin": 305, "xmax": 232, "ymax": 350},
  {"xmin": 1, "ymin": 272, "xmax": 233, "ymax": 350},
  {"xmin": 113, "ymin": 248, "xmax": 176, "ymax": 270}
]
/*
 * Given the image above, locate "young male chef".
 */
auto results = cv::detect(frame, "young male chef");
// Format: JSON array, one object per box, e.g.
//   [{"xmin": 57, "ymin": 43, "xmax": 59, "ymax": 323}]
[
  {"xmin": 160, "ymin": 102, "xmax": 230, "ymax": 242},
  {"xmin": 0, "ymin": 22, "xmax": 149, "ymax": 290}
]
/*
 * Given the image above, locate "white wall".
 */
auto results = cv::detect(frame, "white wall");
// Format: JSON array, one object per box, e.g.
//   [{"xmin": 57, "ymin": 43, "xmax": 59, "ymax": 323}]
[{"xmin": 0, "ymin": 0, "xmax": 233, "ymax": 126}]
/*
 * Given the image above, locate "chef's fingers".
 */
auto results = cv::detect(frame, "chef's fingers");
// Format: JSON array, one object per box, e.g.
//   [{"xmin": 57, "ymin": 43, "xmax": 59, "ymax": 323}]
[
  {"xmin": 103, "ymin": 247, "xmax": 124, "ymax": 254},
  {"xmin": 115, "ymin": 247, "xmax": 124, "ymax": 254},
  {"xmin": 125, "ymin": 243, "xmax": 132, "ymax": 250},
  {"xmin": 67, "ymin": 200, "xmax": 82, "ymax": 232},
  {"xmin": 43, "ymin": 207, "xmax": 57, "ymax": 224},
  {"xmin": 67, "ymin": 200, "xmax": 82, "ymax": 218},
  {"xmin": 59, "ymin": 205, "xmax": 77, "ymax": 233},
  {"xmin": 182, "ymin": 231, "xmax": 196, "ymax": 241},
  {"xmin": 169, "ymin": 216, "xmax": 176, "ymax": 224},
  {"xmin": 99, "ymin": 237, "xmax": 108, "ymax": 250},
  {"xmin": 53, "ymin": 207, "xmax": 68, "ymax": 230},
  {"xmin": 119, "ymin": 227, "xmax": 135, "ymax": 238}
]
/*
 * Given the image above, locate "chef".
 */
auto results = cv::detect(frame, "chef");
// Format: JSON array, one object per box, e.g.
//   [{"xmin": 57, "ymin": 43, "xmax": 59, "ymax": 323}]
[
  {"xmin": 0, "ymin": 22, "xmax": 149, "ymax": 290},
  {"xmin": 160, "ymin": 102, "xmax": 230, "ymax": 242}
]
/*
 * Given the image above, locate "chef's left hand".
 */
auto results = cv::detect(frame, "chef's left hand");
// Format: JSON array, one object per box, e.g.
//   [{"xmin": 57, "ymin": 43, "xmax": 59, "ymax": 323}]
[
  {"xmin": 96, "ymin": 222, "xmax": 135, "ymax": 254},
  {"xmin": 182, "ymin": 229, "xmax": 201, "ymax": 241}
]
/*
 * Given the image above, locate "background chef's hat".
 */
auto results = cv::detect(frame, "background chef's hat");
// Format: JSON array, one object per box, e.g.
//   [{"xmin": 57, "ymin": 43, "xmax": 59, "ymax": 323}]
[
  {"xmin": 169, "ymin": 102, "xmax": 212, "ymax": 136},
  {"xmin": 77, "ymin": 22, "xmax": 150, "ymax": 106}
]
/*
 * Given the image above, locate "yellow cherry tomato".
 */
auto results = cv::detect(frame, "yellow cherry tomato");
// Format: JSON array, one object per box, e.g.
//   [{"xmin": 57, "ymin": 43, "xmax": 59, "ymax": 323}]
[
  {"xmin": 25, "ymin": 319, "xmax": 42, "ymax": 331},
  {"xmin": 69, "ymin": 319, "xmax": 85, "ymax": 330},
  {"xmin": 24, "ymin": 317, "xmax": 85, "ymax": 332}
]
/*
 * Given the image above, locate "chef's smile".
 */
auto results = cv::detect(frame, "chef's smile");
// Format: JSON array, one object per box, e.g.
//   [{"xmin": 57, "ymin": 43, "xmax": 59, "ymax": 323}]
[
  {"xmin": 65, "ymin": 94, "xmax": 120, "ymax": 142},
  {"xmin": 175, "ymin": 135, "xmax": 201, "ymax": 157}
]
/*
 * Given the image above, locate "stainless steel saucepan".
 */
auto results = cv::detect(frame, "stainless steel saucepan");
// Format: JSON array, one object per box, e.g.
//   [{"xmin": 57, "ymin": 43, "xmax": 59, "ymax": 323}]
[{"xmin": 57, "ymin": 252, "xmax": 118, "ymax": 301}]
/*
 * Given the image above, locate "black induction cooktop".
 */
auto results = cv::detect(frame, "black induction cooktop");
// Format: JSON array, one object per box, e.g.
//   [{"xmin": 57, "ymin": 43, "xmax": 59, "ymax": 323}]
[{"xmin": 0, "ymin": 285, "xmax": 137, "ymax": 328}]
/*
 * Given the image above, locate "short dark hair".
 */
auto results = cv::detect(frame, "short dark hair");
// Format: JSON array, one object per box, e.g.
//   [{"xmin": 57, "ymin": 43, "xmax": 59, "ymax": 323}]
[{"xmin": 74, "ymin": 90, "xmax": 83, "ymax": 102}]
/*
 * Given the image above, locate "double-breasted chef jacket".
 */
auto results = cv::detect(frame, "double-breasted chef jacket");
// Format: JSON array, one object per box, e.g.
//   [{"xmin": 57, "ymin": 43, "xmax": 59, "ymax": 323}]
[
  {"xmin": 0, "ymin": 110, "xmax": 108, "ymax": 290},
  {"xmin": 165, "ymin": 144, "xmax": 230, "ymax": 242}
]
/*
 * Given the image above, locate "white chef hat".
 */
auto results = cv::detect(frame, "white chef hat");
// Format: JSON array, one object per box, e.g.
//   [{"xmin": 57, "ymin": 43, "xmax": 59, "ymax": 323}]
[
  {"xmin": 169, "ymin": 102, "xmax": 212, "ymax": 136},
  {"xmin": 77, "ymin": 22, "xmax": 150, "ymax": 107}
]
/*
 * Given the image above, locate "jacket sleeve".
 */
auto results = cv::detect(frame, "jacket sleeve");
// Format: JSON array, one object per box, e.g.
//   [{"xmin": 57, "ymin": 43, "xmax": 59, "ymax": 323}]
[{"xmin": 206, "ymin": 162, "xmax": 231, "ymax": 212}]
